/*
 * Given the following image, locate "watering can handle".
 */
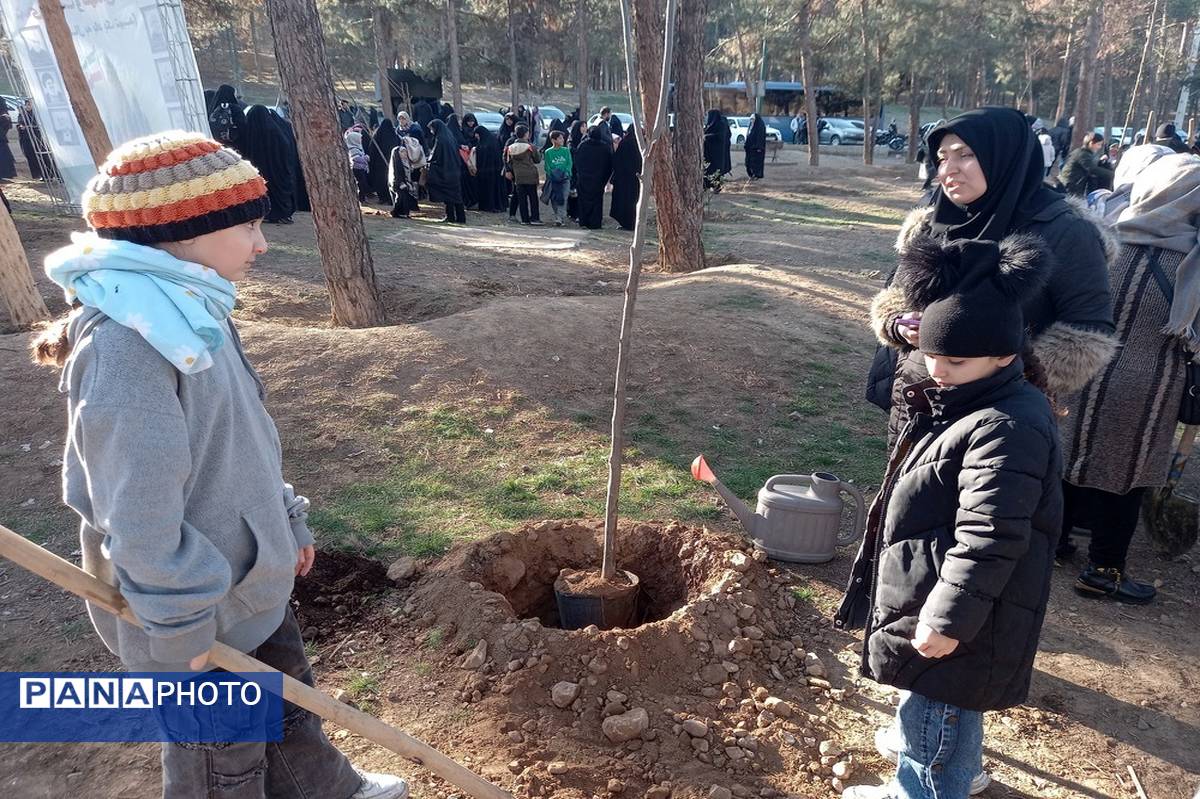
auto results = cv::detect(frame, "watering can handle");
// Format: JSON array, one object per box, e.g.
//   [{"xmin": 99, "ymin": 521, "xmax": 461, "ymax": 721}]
[
  {"xmin": 763, "ymin": 474, "xmax": 814, "ymax": 492},
  {"xmin": 837, "ymin": 481, "xmax": 867, "ymax": 546}
]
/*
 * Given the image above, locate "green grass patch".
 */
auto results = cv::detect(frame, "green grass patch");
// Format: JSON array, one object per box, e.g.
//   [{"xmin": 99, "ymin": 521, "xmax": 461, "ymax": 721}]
[
  {"xmin": 791, "ymin": 585, "xmax": 816, "ymax": 602},
  {"xmin": 424, "ymin": 628, "xmax": 446, "ymax": 649},
  {"xmin": 346, "ymin": 673, "xmax": 380, "ymax": 699}
]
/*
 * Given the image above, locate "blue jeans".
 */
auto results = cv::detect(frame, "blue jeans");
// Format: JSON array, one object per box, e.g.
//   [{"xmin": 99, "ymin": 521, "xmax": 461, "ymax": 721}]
[{"xmin": 894, "ymin": 691, "xmax": 984, "ymax": 799}]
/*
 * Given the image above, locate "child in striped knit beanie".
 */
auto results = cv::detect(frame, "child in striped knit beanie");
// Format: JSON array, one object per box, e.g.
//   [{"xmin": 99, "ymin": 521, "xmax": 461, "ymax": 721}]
[{"xmin": 32, "ymin": 131, "xmax": 408, "ymax": 799}]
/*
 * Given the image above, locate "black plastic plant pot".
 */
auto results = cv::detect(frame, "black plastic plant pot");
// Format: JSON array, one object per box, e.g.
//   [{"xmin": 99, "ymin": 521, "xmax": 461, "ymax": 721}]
[{"xmin": 553, "ymin": 568, "xmax": 641, "ymax": 631}]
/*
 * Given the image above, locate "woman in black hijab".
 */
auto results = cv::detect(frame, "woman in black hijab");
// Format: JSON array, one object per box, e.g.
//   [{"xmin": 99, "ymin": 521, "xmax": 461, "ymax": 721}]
[
  {"xmin": 609, "ymin": 131, "xmax": 642, "ymax": 230},
  {"xmin": 0, "ymin": 106, "xmax": 16, "ymax": 181},
  {"xmin": 369, "ymin": 119, "xmax": 401, "ymax": 205},
  {"xmin": 444, "ymin": 114, "xmax": 476, "ymax": 209},
  {"xmin": 413, "ymin": 101, "xmax": 435, "ymax": 146},
  {"xmin": 472, "ymin": 125, "xmax": 506, "ymax": 212},
  {"xmin": 270, "ymin": 108, "xmax": 309, "ymax": 212},
  {"xmin": 427, "ymin": 119, "xmax": 465, "ymax": 224},
  {"xmin": 462, "ymin": 113, "xmax": 479, "ymax": 140},
  {"xmin": 609, "ymin": 115, "xmax": 624, "ymax": 140},
  {"xmin": 870, "ymin": 106, "xmax": 1117, "ymax": 483},
  {"xmin": 744, "ymin": 113, "xmax": 766, "ymax": 179},
  {"xmin": 210, "ymin": 84, "xmax": 246, "ymax": 151},
  {"xmin": 241, "ymin": 105, "xmax": 297, "ymax": 223},
  {"xmin": 703, "ymin": 109, "xmax": 731, "ymax": 191},
  {"xmin": 574, "ymin": 125, "xmax": 614, "ymax": 229},
  {"xmin": 203, "ymin": 89, "xmax": 216, "ymax": 115},
  {"xmin": 498, "ymin": 113, "xmax": 518, "ymax": 146},
  {"xmin": 567, "ymin": 120, "xmax": 585, "ymax": 220}
]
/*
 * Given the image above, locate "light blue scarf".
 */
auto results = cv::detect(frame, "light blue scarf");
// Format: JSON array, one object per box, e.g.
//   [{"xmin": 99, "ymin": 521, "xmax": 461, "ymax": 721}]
[{"xmin": 44, "ymin": 233, "xmax": 237, "ymax": 374}]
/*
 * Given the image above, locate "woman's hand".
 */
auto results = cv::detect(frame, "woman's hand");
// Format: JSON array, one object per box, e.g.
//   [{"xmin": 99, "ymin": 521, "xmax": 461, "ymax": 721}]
[
  {"xmin": 296, "ymin": 545, "xmax": 315, "ymax": 577},
  {"xmin": 895, "ymin": 311, "xmax": 921, "ymax": 348},
  {"xmin": 189, "ymin": 650, "xmax": 210, "ymax": 670},
  {"xmin": 911, "ymin": 621, "xmax": 958, "ymax": 658}
]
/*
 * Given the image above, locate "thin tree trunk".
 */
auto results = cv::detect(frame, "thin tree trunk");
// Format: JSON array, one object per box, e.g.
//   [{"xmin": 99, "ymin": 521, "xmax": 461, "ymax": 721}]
[
  {"xmin": 602, "ymin": 0, "xmax": 678, "ymax": 580},
  {"xmin": 1071, "ymin": 5, "xmax": 1103, "ymax": 149},
  {"xmin": 577, "ymin": 0, "xmax": 589, "ymax": 119},
  {"xmin": 225, "ymin": 24, "xmax": 242, "ymax": 96},
  {"xmin": 1056, "ymin": 0, "xmax": 1077, "ymax": 122},
  {"xmin": 1103, "ymin": 55, "xmax": 1114, "ymax": 143},
  {"xmin": 1124, "ymin": 0, "xmax": 1161, "ymax": 136},
  {"xmin": 1147, "ymin": 5, "xmax": 1168, "ymax": 123},
  {"xmin": 729, "ymin": 1, "xmax": 760, "ymax": 112},
  {"xmin": 860, "ymin": 0, "xmax": 873, "ymax": 165},
  {"xmin": 907, "ymin": 69, "xmax": 920, "ymax": 164},
  {"xmin": 0, "ymin": 201, "xmax": 50, "ymax": 328},
  {"xmin": 798, "ymin": 0, "xmax": 820, "ymax": 166},
  {"xmin": 264, "ymin": 0, "xmax": 386, "ymax": 327},
  {"xmin": 508, "ymin": 0, "xmax": 519, "ymax": 110},
  {"xmin": 1176, "ymin": 19, "xmax": 1200, "ymax": 129},
  {"xmin": 446, "ymin": 0, "xmax": 463, "ymax": 115},
  {"xmin": 36, "ymin": 0, "xmax": 111, "ymax": 167},
  {"xmin": 249, "ymin": 10, "xmax": 262, "ymax": 79},
  {"xmin": 1024, "ymin": 38, "xmax": 1037, "ymax": 115},
  {"xmin": 373, "ymin": 7, "xmax": 396, "ymax": 120}
]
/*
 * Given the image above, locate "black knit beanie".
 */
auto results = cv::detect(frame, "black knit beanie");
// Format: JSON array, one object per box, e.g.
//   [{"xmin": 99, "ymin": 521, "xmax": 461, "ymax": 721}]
[{"xmin": 894, "ymin": 235, "xmax": 1050, "ymax": 358}]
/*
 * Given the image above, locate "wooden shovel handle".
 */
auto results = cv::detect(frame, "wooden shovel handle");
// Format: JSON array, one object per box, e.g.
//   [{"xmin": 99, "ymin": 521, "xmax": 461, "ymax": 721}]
[
  {"xmin": 0, "ymin": 523, "xmax": 511, "ymax": 799},
  {"xmin": 1167, "ymin": 424, "xmax": 1200, "ymax": 487}
]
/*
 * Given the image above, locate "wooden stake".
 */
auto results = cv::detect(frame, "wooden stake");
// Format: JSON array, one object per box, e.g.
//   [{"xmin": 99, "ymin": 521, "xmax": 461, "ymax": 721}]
[
  {"xmin": 1127, "ymin": 765, "xmax": 1149, "ymax": 799},
  {"xmin": 36, "ymin": 0, "xmax": 111, "ymax": 167},
  {"xmin": 0, "ymin": 197, "xmax": 50, "ymax": 327},
  {"xmin": 0, "ymin": 523, "xmax": 510, "ymax": 799},
  {"xmin": 1188, "ymin": 116, "xmax": 1196, "ymax": 146}
]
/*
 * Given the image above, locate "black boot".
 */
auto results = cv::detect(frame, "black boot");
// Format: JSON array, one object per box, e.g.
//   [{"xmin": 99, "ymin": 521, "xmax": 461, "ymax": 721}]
[{"xmin": 1075, "ymin": 564, "xmax": 1157, "ymax": 604}]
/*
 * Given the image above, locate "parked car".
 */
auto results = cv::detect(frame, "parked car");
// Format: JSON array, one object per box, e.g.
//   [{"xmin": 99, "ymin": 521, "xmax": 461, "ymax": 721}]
[
  {"xmin": 1094, "ymin": 126, "xmax": 1136, "ymax": 146},
  {"xmin": 538, "ymin": 105, "xmax": 567, "ymax": 129},
  {"xmin": 817, "ymin": 117, "xmax": 865, "ymax": 146},
  {"xmin": 471, "ymin": 111, "xmax": 506, "ymax": 132},
  {"xmin": 727, "ymin": 116, "xmax": 783, "ymax": 145}
]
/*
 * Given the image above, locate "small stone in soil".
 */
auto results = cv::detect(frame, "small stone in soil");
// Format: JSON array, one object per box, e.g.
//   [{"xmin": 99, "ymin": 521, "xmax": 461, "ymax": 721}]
[{"xmin": 551, "ymin": 681, "xmax": 580, "ymax": 708}]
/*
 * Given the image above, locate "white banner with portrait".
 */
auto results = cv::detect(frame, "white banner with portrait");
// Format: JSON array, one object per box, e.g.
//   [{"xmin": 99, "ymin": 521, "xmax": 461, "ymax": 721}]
[{"xmin": 1, "ymin": 0, "xmax": 207, "ymax": 205}]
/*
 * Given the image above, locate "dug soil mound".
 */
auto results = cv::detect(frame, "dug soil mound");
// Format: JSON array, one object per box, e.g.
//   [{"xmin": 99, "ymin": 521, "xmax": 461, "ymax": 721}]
[{"xmin": 385, "ymin": 519, "xmax": 857, "ymax": 799}]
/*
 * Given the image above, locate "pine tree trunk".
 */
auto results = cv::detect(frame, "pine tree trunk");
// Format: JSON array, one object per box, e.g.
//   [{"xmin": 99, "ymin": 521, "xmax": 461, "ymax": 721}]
[
  {"xmin": 373, "ymin": 7, "xmax": 395, "ymax": 119},
  {"xmin": 1147, "ymin": 6, "xmax": 1168, "ymax": 124},
  {"xmin": 1103, "ymin": 55, "xmax": 1114, "ymax": 143},
  {"xmin": 249, "ymin": 10, "xmax": 262, "ymax": 80},
  {"xmin": 798, "ymin": 0, "xmax": 819, "ymax": 166},
  {"xmin": 0, "ymin": 200, "xmax": 50, "ymax": 328},
  {"xmin": 264, "ymin": 0, "xmax": 385, "ymax": 327},
  {"xmin": 508, "ymin": 0, "xmax": 519, "ymax": 110},
  {"xmin": 36, "ymin": 0, "xmax": 111, "ymax": 167},
  {"xmin": 577, "ymin": 0, "xmax": 589, "ymax": 118},
  {"xmin": 633, "ymin": 0, "xmax": 705, "ymax": 273},
  {"xmin": 1070, "ymin": 5, "xmax": 1103, "ymax": 149},
  {"xmin": 446, "ymin": 0, "xmax": 463, "ymax": 115}
]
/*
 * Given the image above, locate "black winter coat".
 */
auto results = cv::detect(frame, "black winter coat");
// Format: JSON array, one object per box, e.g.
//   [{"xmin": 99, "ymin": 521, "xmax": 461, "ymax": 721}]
[
  {"xmin": 836, "ymin": 360, "xmax": 1063, "ymax": 712},
  {"xmin": 871, "ymin": 200, "xmax": 1117, "ymax": 446}
]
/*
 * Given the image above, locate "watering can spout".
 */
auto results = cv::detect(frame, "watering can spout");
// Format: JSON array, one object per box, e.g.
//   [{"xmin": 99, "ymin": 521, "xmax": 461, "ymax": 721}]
[{"xmin": 691, "ymin": 455, "xmax": 761, "ymax": 535}]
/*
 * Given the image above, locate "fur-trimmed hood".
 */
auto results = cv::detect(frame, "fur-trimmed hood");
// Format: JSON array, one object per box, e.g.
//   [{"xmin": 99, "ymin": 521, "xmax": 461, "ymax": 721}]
[{"xmin": 893, "ymin": 233, "xmax": 1052, "ymax": 310}]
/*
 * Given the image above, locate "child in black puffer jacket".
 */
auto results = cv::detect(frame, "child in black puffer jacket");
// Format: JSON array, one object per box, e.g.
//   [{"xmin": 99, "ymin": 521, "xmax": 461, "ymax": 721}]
[{"xmin": 836, "ymin": 236, "xmax": 1063, "ymax": 799}]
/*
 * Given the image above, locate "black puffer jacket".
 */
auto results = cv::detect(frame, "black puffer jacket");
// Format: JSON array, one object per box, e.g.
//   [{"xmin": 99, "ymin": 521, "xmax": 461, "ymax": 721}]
[
  {"xmin": 835, "ymin": 360, "xmax": 1062, "ymax": 712},
  {"xmin": 871, "ymin": 198, "xmax": 1117, "ymax": 445}
]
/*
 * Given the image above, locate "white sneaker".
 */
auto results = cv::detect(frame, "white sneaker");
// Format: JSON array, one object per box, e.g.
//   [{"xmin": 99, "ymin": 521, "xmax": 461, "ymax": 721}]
[
  {"xmin": 350, "ymin": 769, "xmax": 409, "ymax": 799},
  {"xmin": 842, "ymin": 784, "xmax": 896, "ymax": 799},
  {"xmin": 874, "ymin": 726, "xmax": 992, "ymax": 795}
]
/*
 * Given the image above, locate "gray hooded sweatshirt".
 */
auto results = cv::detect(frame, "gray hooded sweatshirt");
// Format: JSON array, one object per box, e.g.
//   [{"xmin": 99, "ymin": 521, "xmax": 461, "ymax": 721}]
[{"xmin": 60, "ymin": 307, "xmax": 312, "ymax": 670}]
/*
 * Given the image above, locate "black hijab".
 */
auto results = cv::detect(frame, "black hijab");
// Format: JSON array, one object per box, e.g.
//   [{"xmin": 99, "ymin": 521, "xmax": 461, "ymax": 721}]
[
  {"xmin": 704, "ymin": 109, "xmax": 724, "ymax": 135},
  {"xmin": 610, "ymin": 115, "xmax": 624, "ymax": 138},
  {"xmin": 446, "ymin": 113, "xmax": 466, "ymax": 146},
  {"xmin": 926, "ymin": 107, "xmax": 1059, "ymax": 242},
  {"xmin": 462, "ymin": 112, "xmax": 478, "ymax": 133},
  {"xmin": 569, "ymin": 120, "xmax": 584, "ymax": 149},
  {"xmin": 204, "ymin": 89, "xmax": 216, "ymax": 114},
  {"xmin": 214, "ymin": 84, "xmax": 240, "ymax": 108}
]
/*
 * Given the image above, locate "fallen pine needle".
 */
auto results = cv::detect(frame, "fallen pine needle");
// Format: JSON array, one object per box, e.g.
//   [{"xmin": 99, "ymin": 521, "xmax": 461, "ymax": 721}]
[{"xmin": 1127, "ymin": 765, "xmax": 1149, "ymax": 799}]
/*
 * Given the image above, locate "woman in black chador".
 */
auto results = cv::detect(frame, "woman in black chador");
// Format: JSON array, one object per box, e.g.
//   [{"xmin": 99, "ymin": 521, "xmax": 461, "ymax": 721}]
[
  {"xmin": 426, "ymin": 119, "xmax": 466, "ymax": 224},
  {"xmin": 574, "ymin": 126, "xmax": 614, "ymax": 229},
  {"xmin": 368, "ymin": 119, "xmax": 401, "ymax": 205},
  {"xmin": 241, "ymin": 105, "xmax": 297, "ymax": 223},
  {"xmin": 703, "ymin": 109, "xmax": 731, "ymax": 190},
  {"xmin": 0, "ymin": 105, "xmax": 17, "ymax": 180},
  {"xmin": 744, "ymin": 113, "xmax": 766, "ymax": 180},
  {"xmin": 567, "ymin": 120, "xmax": 585, "ymax": 220},
  {"xmin": 609, "ymin": 131, "xmax": 642, "ymax": 231},
  {"xmin": 472, "ymin": 125, "xmax": 506, "ymax": 213}
]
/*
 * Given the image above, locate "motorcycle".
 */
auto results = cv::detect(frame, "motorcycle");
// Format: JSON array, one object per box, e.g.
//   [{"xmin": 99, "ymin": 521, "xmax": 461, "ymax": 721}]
[{"xmin": 875, "ymin": 128, "xmax": 908, "ymax": 152}]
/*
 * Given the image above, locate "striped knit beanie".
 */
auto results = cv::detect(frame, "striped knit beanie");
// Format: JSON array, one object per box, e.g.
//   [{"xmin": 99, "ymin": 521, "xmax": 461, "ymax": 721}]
[{"xmin": 82, "ymin": 131, "xmax": 270, "ymax": 244}]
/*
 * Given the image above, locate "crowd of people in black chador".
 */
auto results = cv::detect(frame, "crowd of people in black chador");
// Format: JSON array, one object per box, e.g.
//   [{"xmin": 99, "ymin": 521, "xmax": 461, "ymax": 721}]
[{"xmin": 204, "ymin": 86, "xmax": 647, "ymax": 230}]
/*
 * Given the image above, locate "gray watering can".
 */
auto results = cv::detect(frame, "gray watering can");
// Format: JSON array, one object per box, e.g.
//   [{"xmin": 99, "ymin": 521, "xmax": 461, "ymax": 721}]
[{"xmin": 691, "ymin": 455, "xmax": 865, "ymax": 563}]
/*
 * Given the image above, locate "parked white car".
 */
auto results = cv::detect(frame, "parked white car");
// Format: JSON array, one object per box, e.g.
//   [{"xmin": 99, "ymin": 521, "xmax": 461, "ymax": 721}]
[
  {"xmin": 587, "ymin": 111, "xmax": 635, "ymax": 130},
  {"xmin": 728, "ymin": 116, "xmax": 783, "ymax": 145}
]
